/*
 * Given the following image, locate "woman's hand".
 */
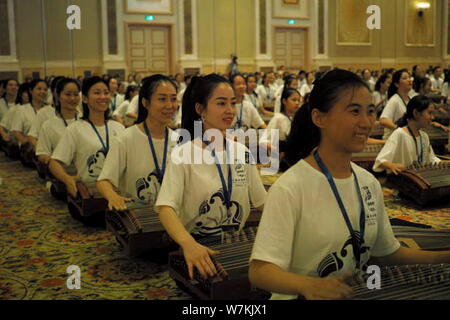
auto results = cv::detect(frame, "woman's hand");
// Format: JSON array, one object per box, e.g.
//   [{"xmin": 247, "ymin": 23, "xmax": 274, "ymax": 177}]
[
  {"xmin": 299, "ymin": 274, "xmax": 355, "ymax": 300},
  {"xmin": 65, "ymin": 176, "xmax": 79, "ymax": 197},
  {"xmin": 431, "ymin": 121, "xmax": 449, "ymax": 132},
  {"xmin": 181, "ymin": 240, "xmax": 220, "ymax": 280},
  {"xmin": 388, "ymin": 163, "xmax": 405, "ymax": 175},
  {"xmin": 107, "ymin": 194, "xmax": 133, "ymax": 211}
]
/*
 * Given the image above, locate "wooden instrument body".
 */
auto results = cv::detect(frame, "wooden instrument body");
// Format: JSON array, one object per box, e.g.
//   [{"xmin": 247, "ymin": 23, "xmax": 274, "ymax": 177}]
[
  {"xmin": 2, "ymin": 140, "xmax": 20, "ymax": 159},
  {"xmin": 106, "ymin": 202, "xmax": 172, "ymax": 257},
  {"xmin": 369, "ymin": 123, "xmax": 384, "ymax": 139},
  {"xmin": 394, "ymin": 226, "xmax": 450, "ymax": 251},
  {"xmin": 351, "ymin": 144, "xmax": 384, "ymax": 171},
  {"xmin": 352, "ymin": 264, "xmax": 450, "ymax": 300},
  {"xmin": 67, "ymin": 181, "xmax": 107, "ymax": 218},
  {"xmin": 169, "ymin": 227, "xmax": 269, "ymax": 300},
  {"xmin": 387, "ymin": 163, "xmax": 450, "ymax": 205},
  {"xmin": 423, "ymin": 126, "xmax": 448, "ymax": 154}
]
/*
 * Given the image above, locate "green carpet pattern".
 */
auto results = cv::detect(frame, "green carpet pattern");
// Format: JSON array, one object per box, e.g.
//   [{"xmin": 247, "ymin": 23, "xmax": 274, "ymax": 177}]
[{"xmin": 0, "ymin": 153, "xmax": 449, "ymax": 300}]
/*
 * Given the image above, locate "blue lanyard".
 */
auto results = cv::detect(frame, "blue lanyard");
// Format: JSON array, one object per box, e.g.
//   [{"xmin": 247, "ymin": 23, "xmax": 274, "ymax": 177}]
[
  {"xmin": 143, "ymin": 122, "xmax": 168, "ymax": 184},
  {"xmin": 87, "ymin": 120, "xmax": 109, "ymax": 154},
  {"xmin": 314, "ymin": 151, "xmax": 366, "ymax": 270},
  {"xmin": 204, "ymin": 139, "xmax": 233, "ymax": 209},
  {"xmin": 61, "ymin": 113, "xmax": 78, "ymax": 127},
  {"xmin": 406, "ymin": 126, "xmax": 423, "ymax": 164},
  {"xmin": 236, "ymin": 102, "xmax": 244, "ymax": 128},
  {"xmin": 111, "ymin": 95, "xmax": 117, "ymax": 111}
]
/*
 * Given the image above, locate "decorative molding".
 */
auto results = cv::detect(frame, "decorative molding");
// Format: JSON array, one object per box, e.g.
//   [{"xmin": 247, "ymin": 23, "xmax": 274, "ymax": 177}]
[
  {"xmin": 256, "ymin": 0, "xmax": 273, "ymax": 60},
  {"xmin": 336, "ymin": 0, "xmax": 372, "ymax": 46},
  {"xmin": 102, "ymin": 0, "xmax": 126, "ymax": 63},
  {"xmin": 0, "ymin": 0, "xmax": 17, "ymax": 60},
  {"xmin": 124, "ymin": 0, "xmax": 173, "ymax": 15},
  {"xmin": 272, "ymin": 0, "xmax": 310, "ymax": 19},
  {"xmin": 177, "ymin": 0, "xmax": 197, "ymax": 61},
  {"xmin": 404, "ymin": 0, "xmax": 436, "ymax": 47}
]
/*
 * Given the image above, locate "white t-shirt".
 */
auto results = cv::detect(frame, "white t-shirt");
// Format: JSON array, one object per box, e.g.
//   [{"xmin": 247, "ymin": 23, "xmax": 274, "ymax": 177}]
[
  {"xmin": 430, "ymin": 76, "xmax": 444, "ymax": 91},
  {"xmin": 128, "ymin": 95, "xmax": 139, "ymax": 115},
  {"xmin": 372, "ymin": 91, "xmax": 387, "ymax": 112},
  {"xmin": 256, "ymin": 84, "xmax": 277, "ymax": 106},
  {"xmin": 250, "ymin": 160, "xmax": 400, "ymax": 299},
  {"xmin": 35, "ymin": 115, "xmax": 78, "ymax": 156},
  {"xmin": 442, "ymin": 82, "xmax": 450, "ymax": 98},
  {"xmin": 155, "ymin": 138, "xmax": 267, "ymax": 236},
  {"xmin": 0, "ymin": 104, "xmax": 20, "ymax": 131},
  {"xmin": 28, "ymin": 105, "xmax": 56, "ymax": 138},
  {"xmin": 299, "ymin": 84, "xmax": 314, "ymax": 97},
  {"xmin": 379, "ymin": 94, "xmax": 408, "ymax": 139},
  {"xmin": 244, "ymin": 93, "xmax": 262, "ymax": 110},
  {"xmin": 98, "ymin": 125, "xmax": 178, "ymax": 206},
  {"xmin": 0, "ymin": 98, "xmax": 16, "ymax": 122},
  {"xmin": 261, "ymin": 112, "xmax": 291, "ymax": 145},
  {"xmin": 112, "ymin": 100, "xmax": 137, "ymax": 127},
  {"xmin": 51, "ymin": 119, "xmax": 125, "ymax": 183},
  {"xmin": 10, "ymin": 104, "xmax": 49, "ymax": 137},
  {"xmin": 231, "ymin": 100, "xmax": 265, "ymax": 131},
  {"xmin": 373, "ymin": 127, "xmax": 441, "ymax": 173},
  {"xmin": 110, "ymin": 93, "xmax": 125, "ymax": 113}
]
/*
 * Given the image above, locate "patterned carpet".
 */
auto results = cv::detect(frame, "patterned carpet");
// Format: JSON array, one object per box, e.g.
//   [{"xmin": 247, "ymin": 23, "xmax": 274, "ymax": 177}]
[{"xmin": 1, "ymin": 153, "xmax": 449, "ymax": 300}]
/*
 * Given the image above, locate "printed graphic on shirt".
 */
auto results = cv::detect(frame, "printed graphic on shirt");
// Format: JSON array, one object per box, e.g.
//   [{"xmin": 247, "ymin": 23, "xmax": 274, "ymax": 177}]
[
  {"xmin": 135, "ymin": 170, "xmax": 160, "ymax": 205},
  {"xmin": 192, "ymin": 188, "xmax": 243, "ymax": 236},
  {"xmin": 233, "ymin": 164, "xmax": 247, "ymax": 187},
  {"xmin": 362, "ymin": 185, "xmax": 377, "ymax": 226},
  {"xmin": 87, "ymin": 150, "xmax": 107, "ymax": 178},
  {"xmin": 317, "ymin": 232, "xmax": 371, "ymax": 277}
]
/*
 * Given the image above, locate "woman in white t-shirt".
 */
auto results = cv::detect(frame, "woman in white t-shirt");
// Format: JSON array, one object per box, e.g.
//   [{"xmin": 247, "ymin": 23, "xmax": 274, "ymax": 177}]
[
  {"xmin": 0, "ymin": 79, "xmax": 18, "ymax": 122},
  {"xmin": 0, "ymin": 83, "xmax": 30, "ymax": 143},
  {"xmin": 372, "ymin": 72, "xmax": 391, "ymax": 117},
  {"xmin": 263, "ymin": 88, "xmax": 300, "ymax": 155},
  {"xmin": 156, "ymin": 74, "xmax": 267, "ymax": 279},
  {"xmin": 299, "ymin": 72, "xmax": 314, "ymax": 98},
  {"xmin": 108, "ymin": 77, "xmax": 125, "ymax": 113},
  {"xmin": 274, "ymin": 75, "xmax": 299, "ymax": 114},
  {"xmin": 97, "ymin": 75, "xmax": 179, "ymax": 211},
  {"xmin": 230, "ymin": 74, "xmax": 266, "ymax": 131},
  {"xmin": 255, "ymin": 72, "xmax": 277, "ymax": 111},
  {"xmin": 379, "ymin": 69, "xmax": 413, "ymax": 139},
  {"xmin": 249, "ymin": 69, "xmax": 450, "ymax": 300},
  {"xmin": 244, "ymin": 73, "xmax": 268, "ymax": 116},
  {"xmin": 36, "ymin": 78, "xmax": 80, "ymax": 165},
  {"xmin": 49, "ymin": 76, "xmax": 125, "ymax": 197},
  {"xmin": 112, "ymin": 85, "xmax": 139, "ymax": 127},
  {"xmin": 373, "ymin": 95, "xmax": 443, "ymax": 174},
  {"xmin": 11, "ymin": 79, "xmax": 49, "ymax": 145}
]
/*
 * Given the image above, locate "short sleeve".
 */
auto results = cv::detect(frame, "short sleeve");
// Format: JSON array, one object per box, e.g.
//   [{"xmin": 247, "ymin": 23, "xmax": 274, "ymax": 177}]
[
  {"xmin": 373, "ymin": 132, "xmax": 399, "ymax": 172},
  {"xmin": 155, "ymin": 156, "xmax": 186, "ymax": 215},
  {"xmin": 370, "ymin": 181, "xmax": 401, "ymax": 257},
  {"xmin": 250, "ymin": 183, "xmax": 299, "ymax": 271},
  {"xmin": 247, "ymin": 164, "xmax": 267, "ymax": 208},
  {"xmin": 380, "ymin": 98, "xmax": 398, "ymax": 122},
  {"xmin": 97, "ymin": 135, "xmax": 126, "ymax": 188},
  {"xmin": 35, "ymin": 123, "xmax": 53, "ymax": 156},
  {"xmin": 249, "ymin": 105, "xmax": 265, "ymax": 129},
  {"xmin": 10, "ymin": 108, "xmax": 24, "ymax": 133},
  {"xmin": 51, "ymin": 127, "xmax": 76, "ymax": 166}
]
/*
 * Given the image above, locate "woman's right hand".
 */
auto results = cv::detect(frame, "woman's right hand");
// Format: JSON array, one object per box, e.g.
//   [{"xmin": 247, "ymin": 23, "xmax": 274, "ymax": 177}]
[
  {"xmin": 181, "ymin": 240, "xmax": 220, "ymax": 280},
  {"xmin": 299, "ymin": 274, "xmax": 355, "ymax": 300},
  {"xmin": 65, "ymin": 176, "xmax": 79, "ymax": 197},
  {"xmin": 389, "ymin": 163, "xmax": 405, "ymax": 175},
  {"xmin": 107, "ymin": 194, "xmax": 133, "ymax": 211}
]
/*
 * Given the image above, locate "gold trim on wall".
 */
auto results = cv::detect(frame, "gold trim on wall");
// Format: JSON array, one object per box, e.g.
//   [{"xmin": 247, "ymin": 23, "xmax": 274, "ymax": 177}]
[
  {"xmin": 272, "ymin": 0, "xmax": 309, "ymax": 19},
  {"xmin": 124, "ymin": 0, "xmax": 173, "ymax": 15},
  {"xmin": 336, "ymin": 0, "xmax": 372, "ymax": 46},
  {"xmin": 404, "ymin": 0, "xmax": 436, "ymax": 47}
]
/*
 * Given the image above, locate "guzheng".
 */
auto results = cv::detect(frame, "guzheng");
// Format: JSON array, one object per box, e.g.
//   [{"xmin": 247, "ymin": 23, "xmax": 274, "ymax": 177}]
[
  {"xmin": 370, "ymin": 122, "xmax": 384, "ymax": 139},
  {"xmin": 67, "ymin": 180, "xmax": 108, "ymax": 220},
  {"xmin": 169, "ymin": 227, "xmax": 270, "ymax": 300},
  {"xmin": 19, "ymin": 142, "xmax": 36, "ymax": 168},
  {"xmin": 351, "ymin": 264, "xmax": 450, "ymax": 300},
  {"xmin": 106, "ymin": 202, "xmax": 263, "ymax": 257},
  {"xmin": 422, "ymin": 126, "xmax": 448, "ymax": 154},
  {"xmin": 351, "ymin": 144, "xmax": 384, "ymax": 171},
  {"xmin": 393, "ymin": 226, "xmax": 450, "ymax": 251},
  {"xmin": 105, "ymin": 201, "xmax": 173, "ymax": 257},
  {"xmin": 387, "ymin": 162, "xmax": 450, "ymax": 205}
]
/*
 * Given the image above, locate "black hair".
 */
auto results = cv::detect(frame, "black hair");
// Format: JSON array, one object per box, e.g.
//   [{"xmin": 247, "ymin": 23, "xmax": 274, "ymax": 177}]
[
  {"xmin": 284, "ymin": 69, "xmax": 370, "ymax": 166},
  {"xmin": 298, "ymin": 70, "xmax": 306, "ymax": 76},
  {"xmin": 230, "ymin": 73, "xmax": 245, "ymax": 86},
  {"xmin": 280, "ymin": 88, "xmax": 300, "ymax": 114},
  {"xmin": 396, "ymin": 95, "xmax": 433, "ymax": 127},
  {"xmin": 432, "ymin": 66, "xmax": 441, "ymax": 74},
  {"xmin": 29, "ymin": 78, "xmax": 48, "ymax": 91},
  {"xmin": 136, "ymin": 74, "xmax": 177, "ymax": 124},
  {"xmin": 1, "ymin": 79, "xmax": 18, "ymax": 99},
  {"xmin": 413, "ymin": 76, "xmax": 431, "ymax": 94},
  {"xmin": 16, "ymin": 83, "xmax": 31, "ymax": 105},
  {"xmin": 387, "ymin": 69, "xmax": 409, "ymax": 99},
  {"xmin": 262, "ymin": 71, "xmax": 274, "ymax": 84},
  {"xmin": 444, "ymin": 70, "xmax": 450, "ymax": 84},
  {"xmin": 124, "ymin": 85, "xmax": 138, "ymax": 101},
  {"xmin": 283, "ymin": 75, "xmax": 297, "ymax": 88},
  {"xmin": 181, "ymin": 74, "xmax": 231, "ymax": 140},
  {"xmin": 374, "ymin": 72, "xmax": 390, "ymax": 92},
  {"xmin": 54, "ymin": 78, "xmax": 80, "ymax": 113},
  {"xmin": 81, "ymin": 76, "xmax": 110, "ymax": 120}
]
